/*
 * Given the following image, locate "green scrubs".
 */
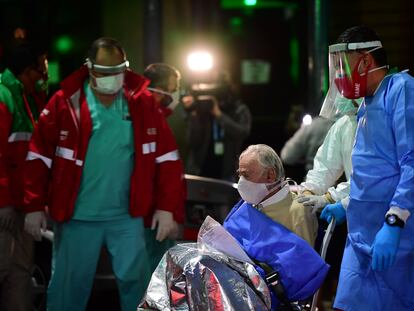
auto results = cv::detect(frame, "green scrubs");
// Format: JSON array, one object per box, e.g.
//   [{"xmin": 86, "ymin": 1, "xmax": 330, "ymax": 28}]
[
  {"xmin": 47, "ymin": 83, "xmax": 150, "ymax": 311},
  {"xmin": 144, "ymin": 228, "xmax": 176, "ymax": 273}
]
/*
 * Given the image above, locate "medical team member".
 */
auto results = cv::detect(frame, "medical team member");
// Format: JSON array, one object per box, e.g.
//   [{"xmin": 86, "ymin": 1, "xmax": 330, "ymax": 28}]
[
  {"xmin": 143, "ymin": 63, "xmax": 184, "ymax": 273},
  {"xmin": 23, "ymin": 37, "xmax": 185, "ymax": 311},
  {"xmin": 297, "ymin": 93, "xmax": 362, "ymax": 216},
  {"xmin": 321, "ymin": 25, "xmax": 414, "ymax": 310}
]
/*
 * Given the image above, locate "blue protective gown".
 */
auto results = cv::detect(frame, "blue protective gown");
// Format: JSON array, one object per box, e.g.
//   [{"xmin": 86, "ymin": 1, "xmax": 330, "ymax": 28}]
[{"xmin": 334, "ymin": 72, "xmax": 414, "ymax": 311}]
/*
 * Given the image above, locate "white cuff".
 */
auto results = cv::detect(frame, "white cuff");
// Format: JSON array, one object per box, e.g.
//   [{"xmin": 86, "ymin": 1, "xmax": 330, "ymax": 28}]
[
  {"xmin": 386, "ymin": 206, "xmax": 410, "ymax": 223},
  {"xmin": 340, "ymin": 196, "xmax": 350, "ymax": 210}
]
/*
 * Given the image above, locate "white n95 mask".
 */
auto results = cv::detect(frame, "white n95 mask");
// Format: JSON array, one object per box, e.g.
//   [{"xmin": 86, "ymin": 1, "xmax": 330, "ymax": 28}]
[
  {"xmin": 147, "ymin": 87, "xmax": 180, "ymax": 111},
  {"xmin": 237, "ymin": 176, "xmax": 283, "ymax": 205},
  {"xmin": 91, "ymin": 72, "xmax": 125, "ymax": 95},
  {"xmin": 169, "ymin": 90, "xmax": 180, "ymax": 110}
]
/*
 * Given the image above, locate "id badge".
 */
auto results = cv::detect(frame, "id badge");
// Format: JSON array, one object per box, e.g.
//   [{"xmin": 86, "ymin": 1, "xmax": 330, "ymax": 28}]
[{"xmin": 214, "ymin": 142, "xmax": 224, "ymax": 155}]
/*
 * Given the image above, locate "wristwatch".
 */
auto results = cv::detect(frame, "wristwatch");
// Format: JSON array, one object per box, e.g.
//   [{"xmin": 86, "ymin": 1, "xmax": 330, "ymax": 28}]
[{"xmin": 385, "ymin": 213, "xmax": 405, "ymax": 228}]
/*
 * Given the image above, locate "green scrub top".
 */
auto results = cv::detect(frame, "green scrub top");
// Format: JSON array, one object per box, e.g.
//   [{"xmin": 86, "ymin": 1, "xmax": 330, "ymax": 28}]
[
  {"xmin": 73, "ymin": 82, "xmax": 134, "ymax": 221},
  {"xmin": 0, "ymin": 69, "xmax": 40, "ymax": 132}
]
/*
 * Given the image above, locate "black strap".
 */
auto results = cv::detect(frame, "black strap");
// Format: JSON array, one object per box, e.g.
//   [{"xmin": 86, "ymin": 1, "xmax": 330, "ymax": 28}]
[{"xmin": 253, "ymin": 261, "xmax": 294, "ymax": 311}]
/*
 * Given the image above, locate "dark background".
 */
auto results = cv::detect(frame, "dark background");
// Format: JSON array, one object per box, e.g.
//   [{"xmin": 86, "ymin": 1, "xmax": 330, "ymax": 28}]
[
  {"xmin": 1, "ymin": 0, "xmax": 413, "ymax": 178},
  {"xmin": 1, "ymin": 1, "xmax": 413, "ymax": 309}
]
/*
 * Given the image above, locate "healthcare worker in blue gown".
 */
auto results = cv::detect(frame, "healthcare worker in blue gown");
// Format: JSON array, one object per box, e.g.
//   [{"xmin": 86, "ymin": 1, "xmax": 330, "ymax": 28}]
[{"xmin": 320, "ymin": 25, "xmax": 414, "ymax": 311}]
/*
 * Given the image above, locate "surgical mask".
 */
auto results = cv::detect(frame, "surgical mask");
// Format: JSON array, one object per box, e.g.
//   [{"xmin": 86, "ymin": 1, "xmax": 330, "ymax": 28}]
[
  {"xmin": 35, "ymin": 79, "xmax": 48, "ymax": 94},
  {"xmin": 91, "ymin": 72, "xmax": 125, "ymax": 95},
  {"xmin": 169, "ymin": 90, "xmax": 180, "ymax": 110},
  {"xmin": 237, "ymin": 176, "xmax": 284, "ymax": 205},
  {"xmin": 334, "ymin": 46, "xmax": 386, "ymax": 99},
  {"xmin": 334, "ymin": 94, "xmax": 363, "ymax": 115},
  {"xmin": 148, "ymin": 87, "xmax": 180, "ymax": 111}
]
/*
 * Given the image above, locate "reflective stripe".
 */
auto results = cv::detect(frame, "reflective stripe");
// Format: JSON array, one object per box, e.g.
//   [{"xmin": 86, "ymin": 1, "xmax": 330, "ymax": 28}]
[
  {"xmin": 26, "ymin": 151, "xmax": 52, "ymax": 169},
  {"xmin": 55, "ymin": 146, "xmax": 83, "ymax": 166},
  {"xmin": 69, "ymin": 90, "xmax": 81, "ymax": 120},
  {"xmin": 8, "ymin": 132, "xmax": 32, "ymax": 142},
  {"xmin": 55, "ymin": 146, "xmax": 74, "ymax": 159},
  {"xmin": 155, "ymin": 150, "xmax": 179, "ymax": 163},
  {"xmin": 142, "ymin": 142, "xmax": 156, "ymax": 155}
]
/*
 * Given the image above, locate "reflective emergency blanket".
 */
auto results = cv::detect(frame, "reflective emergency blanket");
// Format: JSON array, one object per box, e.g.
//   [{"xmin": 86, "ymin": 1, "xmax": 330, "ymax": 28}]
[{"xmin": 138, "ymin": 217, "xmax": 272, "ymax": 310}]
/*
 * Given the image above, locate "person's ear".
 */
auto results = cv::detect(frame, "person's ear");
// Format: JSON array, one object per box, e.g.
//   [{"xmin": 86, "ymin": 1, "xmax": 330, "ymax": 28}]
[
  {"xmin": 152, "ymin": 88, "xmax": 164, "ymax": 101},
  {"xmin": 362, "ymin": 53, "xmax": 373, "ymax": 70},
  {"xmin": 267, "ymin": 168, "xmax": 276, "ymax": 182}
]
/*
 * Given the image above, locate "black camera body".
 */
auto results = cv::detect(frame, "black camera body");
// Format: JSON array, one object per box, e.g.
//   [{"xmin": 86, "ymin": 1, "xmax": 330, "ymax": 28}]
[{"xmin": 190, "ymin": 82, "xmax": 230, "ymax": 114}]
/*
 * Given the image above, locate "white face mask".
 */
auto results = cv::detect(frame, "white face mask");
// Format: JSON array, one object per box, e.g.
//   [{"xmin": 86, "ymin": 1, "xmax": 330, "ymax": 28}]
[
  {"xmin": 147, "ymin": 87, "xmax": 180, "ymax": 111},
  {"xmin": 91, "ymin": 72, "xmax": 124, "ymax": 95},
  {"xmin": 169, "ymin": 90, "xmax": 180, "ymax": 110},
  {"xmin": 237, "ymin": 176, "xmax": 283, "ymax": 205}
]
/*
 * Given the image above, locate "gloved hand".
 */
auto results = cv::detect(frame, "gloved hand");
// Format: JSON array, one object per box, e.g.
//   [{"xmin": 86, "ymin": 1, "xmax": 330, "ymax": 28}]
[
  {"xmin": 0, "ymin": 206, "xmax": 16, "ymax": 231},
  {"xmin": 151, "ymin": 210, "xmax": 178, "ymax": 242},
  {"xmin": 320, "ymin": 202, "xmax": 346, "ymax": 224},
  {"xmin": 297, "ymin": 194, "xmax": 329, "ymax": 212},
  {"xmin": 371, "ymin": 223, "xmax": 402, "ymax": 271},
  {"xmin": 24, "ymin": 211, "xmax": 47, "ymax": 241}
]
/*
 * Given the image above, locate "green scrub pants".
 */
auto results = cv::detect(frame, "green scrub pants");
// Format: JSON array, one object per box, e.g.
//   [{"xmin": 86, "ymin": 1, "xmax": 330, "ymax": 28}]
[
  {"xmin": 144, "ymin": 228, "xmax": 176, "ymax": 273},
  {"xmin": 47, "ymin": 217, "xmax": 150, "ymax": 311}
]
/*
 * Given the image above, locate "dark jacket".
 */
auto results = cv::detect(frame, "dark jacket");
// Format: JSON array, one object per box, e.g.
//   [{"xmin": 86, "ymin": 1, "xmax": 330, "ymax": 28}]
[{"xmin": 186, "ymin": 98, "xmax": 251, "ymax": 181}]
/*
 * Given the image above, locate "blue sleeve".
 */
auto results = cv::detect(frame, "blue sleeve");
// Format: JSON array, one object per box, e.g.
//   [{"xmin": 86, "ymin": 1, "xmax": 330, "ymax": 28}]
[{"xmin": 389, "ymin": 76, "xmax": 414, "ymax": 214}]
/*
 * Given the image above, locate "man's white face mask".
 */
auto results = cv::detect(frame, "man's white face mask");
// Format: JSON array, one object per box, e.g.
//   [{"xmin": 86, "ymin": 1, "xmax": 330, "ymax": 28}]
[
  {"xmin": 147, "ymin": 87, "xmax": 180, "ymax": 111},
  {"xmin": 91, "ymin": 72, "xmax": 125, "ymax": 95},
  {"xmin": 237, "ymin": 176, "xmax": 284, "ymax": 205}
]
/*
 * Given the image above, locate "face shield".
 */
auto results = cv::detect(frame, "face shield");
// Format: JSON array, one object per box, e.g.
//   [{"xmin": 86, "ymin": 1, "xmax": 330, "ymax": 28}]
[
  {"xmin": 320, "ymin": 40, "xmax": 385, "ymax": 119},
  {"xmin": 319, "ymin": 87, "xmax": 364, "ymax": 120},
  {"xmin": 86, "ymin": 58, "xmax": 129, "ymax": 74},
  {"xmin": 86, "ymin": 58, "xmax": 129, "ymax": 95}
]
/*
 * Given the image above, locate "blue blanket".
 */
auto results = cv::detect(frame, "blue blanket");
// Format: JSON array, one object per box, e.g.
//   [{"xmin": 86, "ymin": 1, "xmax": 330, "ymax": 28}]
[{"xmin": 223, "ymin": 201, "xmax": 329, "ymax": 308}]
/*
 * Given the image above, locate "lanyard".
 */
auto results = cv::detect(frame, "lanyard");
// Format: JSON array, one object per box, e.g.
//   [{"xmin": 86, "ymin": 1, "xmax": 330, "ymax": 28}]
[
  {"xmin": 22, "ymin": 94, "xmax": 36, "ymax": 129},
  {"xmin": 212, "ymin": 120, "xmax": 224, "ymax": 141}
]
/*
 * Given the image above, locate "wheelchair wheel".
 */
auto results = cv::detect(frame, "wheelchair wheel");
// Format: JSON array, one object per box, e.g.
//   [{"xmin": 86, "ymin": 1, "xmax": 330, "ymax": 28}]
[{"xmin": 31, "ymin": 263, "xmax": 47, "ymax": 311}]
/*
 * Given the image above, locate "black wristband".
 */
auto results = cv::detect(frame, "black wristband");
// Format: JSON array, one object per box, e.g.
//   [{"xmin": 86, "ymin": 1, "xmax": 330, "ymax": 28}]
[{"xmin": 385, "ymin": 213, "xmax": 405, "ymax": 228}]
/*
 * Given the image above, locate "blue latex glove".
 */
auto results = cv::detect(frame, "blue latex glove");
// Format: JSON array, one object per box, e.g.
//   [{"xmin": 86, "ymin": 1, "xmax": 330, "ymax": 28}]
[
  {"xmin": 371, "ymin": 223, "xmax": 402, "ymax": 271},
  {"xmin": 320, "ymin": 202, "xmax": 346, "ymax": 224}
]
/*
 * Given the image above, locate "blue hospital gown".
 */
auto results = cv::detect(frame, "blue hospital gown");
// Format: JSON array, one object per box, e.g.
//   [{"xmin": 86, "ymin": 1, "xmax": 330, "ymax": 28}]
[{"xmin": 334, "ymin": 71, "xmax": 414, "ymax": 311}]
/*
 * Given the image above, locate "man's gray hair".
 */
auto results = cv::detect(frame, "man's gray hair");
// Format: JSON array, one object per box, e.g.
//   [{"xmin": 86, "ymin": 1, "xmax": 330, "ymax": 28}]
[{"xmin": 240, "ymin": 144, "xmax": 285, "ymax": 180}]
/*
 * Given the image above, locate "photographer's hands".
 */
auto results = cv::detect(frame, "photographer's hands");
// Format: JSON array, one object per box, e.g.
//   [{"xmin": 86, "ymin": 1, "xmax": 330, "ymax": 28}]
[{"xmin": 210, "ymin": 96, "xmax": 222, "ymax": 118}]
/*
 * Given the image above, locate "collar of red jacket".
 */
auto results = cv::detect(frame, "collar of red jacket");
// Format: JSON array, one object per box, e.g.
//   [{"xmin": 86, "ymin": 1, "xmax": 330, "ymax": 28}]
[{"xmin": 59, "ymin": 65, "xmax": 150, "ymax": 100}]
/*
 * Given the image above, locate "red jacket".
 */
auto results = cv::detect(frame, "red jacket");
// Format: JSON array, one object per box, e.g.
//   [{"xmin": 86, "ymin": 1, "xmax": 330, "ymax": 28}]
[
  {"xmin": 0, "ymin": 69, "xmax": 45, "ymax": 208},
  {"xmin": 23, "ymin": 66, "xmax": 185, "ymax": 223}
]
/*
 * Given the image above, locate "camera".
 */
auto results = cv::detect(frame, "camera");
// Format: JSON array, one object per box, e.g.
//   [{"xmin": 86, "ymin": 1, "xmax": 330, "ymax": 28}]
[{"xmin": 189, "ymin": 82, "xmax": 231, "ymax": 114}]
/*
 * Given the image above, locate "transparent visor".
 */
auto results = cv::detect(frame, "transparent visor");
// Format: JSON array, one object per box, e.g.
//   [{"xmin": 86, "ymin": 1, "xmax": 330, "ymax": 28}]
[
  {"xmin": 319, "ymin": 86, "xmax": 363, "ymax": 120},
  {"xmin": 320, "ymin": 41, "xmax": 382, "ymax": 119},
  {"xmin": 85, "ymin": 58, "xmax": 129, "ymax": 74}
]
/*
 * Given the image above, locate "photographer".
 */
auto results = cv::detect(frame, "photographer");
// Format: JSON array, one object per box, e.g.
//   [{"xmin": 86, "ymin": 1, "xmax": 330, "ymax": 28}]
[{"xmin": 184, "ymin": 70, "xmax": 251, "ymax": 181}]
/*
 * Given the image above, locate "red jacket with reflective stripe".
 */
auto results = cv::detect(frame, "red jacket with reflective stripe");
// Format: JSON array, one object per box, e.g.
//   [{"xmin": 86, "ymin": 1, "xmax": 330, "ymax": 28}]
[
  {"xmin": 0, "ymin": 69, "xmax": 45, "ymax": 208},
  {"xmin": 23, "ymin": 66, "xmax": 185, "ymax": 223}
]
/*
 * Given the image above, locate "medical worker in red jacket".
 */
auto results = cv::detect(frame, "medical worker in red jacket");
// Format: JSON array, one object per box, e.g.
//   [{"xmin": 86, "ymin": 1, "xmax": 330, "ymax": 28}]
[
  {"xmin": 0, "ymin": 41, "xmax": 48, "ymax": 311},
  {"xmin": 23, "ymin": 37, "xmax": 185, "ymax": 311}
]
